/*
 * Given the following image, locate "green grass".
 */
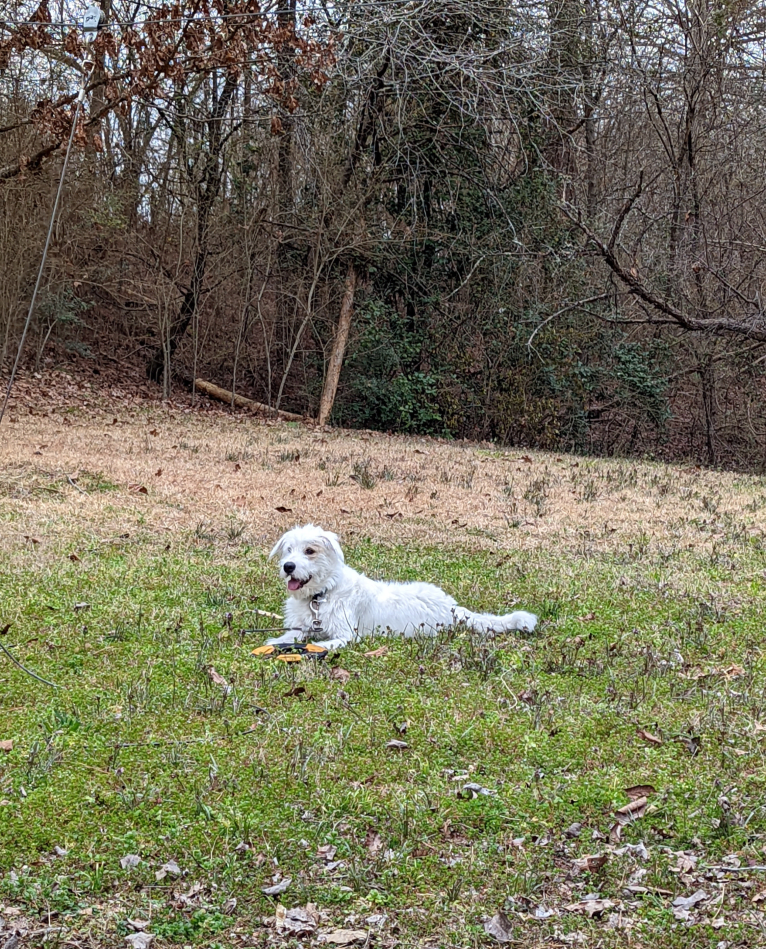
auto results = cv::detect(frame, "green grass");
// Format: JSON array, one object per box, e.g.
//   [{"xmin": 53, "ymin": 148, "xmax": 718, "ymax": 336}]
[{"xmin": 1, "ymin": 525, "xmax": 766, "ymax": 946}]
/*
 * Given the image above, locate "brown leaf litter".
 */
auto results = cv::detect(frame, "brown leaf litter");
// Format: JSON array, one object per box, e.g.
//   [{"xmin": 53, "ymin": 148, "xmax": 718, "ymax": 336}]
[{"xmin": 4, "ymin": 371, "xmax": 766, "ymax": 569}]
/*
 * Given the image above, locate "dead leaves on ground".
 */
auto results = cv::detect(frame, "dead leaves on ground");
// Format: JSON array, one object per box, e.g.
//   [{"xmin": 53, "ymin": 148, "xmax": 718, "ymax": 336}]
[
  {"xmin": 609, "ymin": 786, "xmax": 655, "ymax": 843},
  {"xmin": 682, "ymin": 664, "xmax": 745, "ymax": 681},
  {"xmin": 364, "ymin": 645, "xmax": 389, "ymax": 658},
  {"xmin": 571, "ymin": 853, "xmax": 609, "ymax": 875},
  {"xmin": 262, "ymin": 877, "xmax": 292, "ymax": 896},
  {"xmin": 366, "ymin": 831, "xmax": 384, "ymax": 860},
  {"xmin": 207, "ymin": 666, "xmax": 228, "ymax": 688},
  {"xmin": 272, "ymin": 904, "xmax": 368, "ymax": 945},
  {"xmin": 484, "ymin": 910, "xmax": 514, "ymax": 943},
  {"xmin": 318, "ymin": 929, "xmax": 368, "ymax": 945},
  {"xmin": 637, "ymin": 727, "xmax": 663, "ymax": 745},
  {"xmin": 154, "ymin": 859, "xmax": 181, "ymax": 881},
  {"xmin": 565, "ymin": 898, "xmax": 616, "ymax": 918},
  {"xmin": 274, "ymin": 903, "xmax": 316, "ymax": 937},
  {"xmin": 625, "ymin": 784, "xmax": 656, "ymax": 801},
  {"xmin": 385, "ymin": 739, "xmax": 408, "ymax": 751}
]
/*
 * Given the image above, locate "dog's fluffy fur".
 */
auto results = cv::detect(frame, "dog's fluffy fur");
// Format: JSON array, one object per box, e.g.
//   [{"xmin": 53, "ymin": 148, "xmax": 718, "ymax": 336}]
[{"xmin": 267, "ymin": 524, "xmax": 537, "ymax": 650}]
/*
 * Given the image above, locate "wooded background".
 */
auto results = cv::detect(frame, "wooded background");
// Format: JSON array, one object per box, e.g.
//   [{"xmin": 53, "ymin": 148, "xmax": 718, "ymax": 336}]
[{"xmin": 3, "ymin": 0, "xmax": 766, "ymax": 468}]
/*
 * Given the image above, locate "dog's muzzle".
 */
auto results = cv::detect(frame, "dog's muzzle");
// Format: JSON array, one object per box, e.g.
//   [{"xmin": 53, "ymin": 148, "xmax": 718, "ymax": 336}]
[{"xmin": 287, "ymin": 575, "xmax": 311, "ymax": 592}]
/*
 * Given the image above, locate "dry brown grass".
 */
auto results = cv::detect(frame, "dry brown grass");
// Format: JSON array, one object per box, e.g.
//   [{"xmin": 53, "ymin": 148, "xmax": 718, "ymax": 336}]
[{"xmin": 2, "ymin": 381, "xmax": 765, "ymax": 567}]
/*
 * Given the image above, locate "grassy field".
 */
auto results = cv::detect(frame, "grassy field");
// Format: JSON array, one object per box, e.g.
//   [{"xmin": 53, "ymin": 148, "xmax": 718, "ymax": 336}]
[{"xmin": 2, "ymin": 389, "xmax": 766, "ymax": 947}]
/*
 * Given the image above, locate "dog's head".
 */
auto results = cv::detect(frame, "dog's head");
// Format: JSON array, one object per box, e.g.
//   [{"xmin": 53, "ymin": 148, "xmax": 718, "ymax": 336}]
[{"xmin": 270, "ymin": 524, "xmax": 345, "ymax": 599}]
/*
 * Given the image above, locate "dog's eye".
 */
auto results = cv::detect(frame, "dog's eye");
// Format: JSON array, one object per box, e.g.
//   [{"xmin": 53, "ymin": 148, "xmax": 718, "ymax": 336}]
[{"xmin": 305, "ymin": 547, "xmax": 315, "ymax": 555}]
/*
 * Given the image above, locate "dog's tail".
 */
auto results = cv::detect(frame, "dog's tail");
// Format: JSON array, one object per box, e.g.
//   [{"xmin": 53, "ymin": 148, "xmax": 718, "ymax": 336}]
[{"xmin": 453, "ymin": 607, "xmax": 537, "ymax": 634}]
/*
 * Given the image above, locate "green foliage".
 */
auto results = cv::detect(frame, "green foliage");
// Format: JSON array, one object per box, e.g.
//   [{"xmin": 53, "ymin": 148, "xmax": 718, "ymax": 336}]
[
  {"xmin": 36, "ymin": 287, "xmax": 91, "ymax": 328},
  {"xmin": 2, "ymin": 503, "xmax": 766, "ymax": 944},
  {"xmin": 333, "ymin": 299, "xmax": 444, "ymax": 434}
]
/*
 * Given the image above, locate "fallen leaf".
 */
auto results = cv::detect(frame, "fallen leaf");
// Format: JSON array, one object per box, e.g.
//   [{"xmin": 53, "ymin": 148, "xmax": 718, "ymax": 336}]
[
  {"xmin": 615, "ymin": 796, "xmax": 649, "ymax": 821},
  {"xmin": 330, "ymin": 667, "xmax": 351, "ymax": 683},
  {"xmin": 155, "ymin": 859, "xmax": 181, "ymax": 881},
  {"xmin": 129, "ymin": 484, "xmax": 148, "ymax": 494},
  {"xmin": 386, "ymin": 739, "xmax": 409, "ymax": 751},
  {"xmin": 364, "ymin": 646, "xmax": 389, "ymax": 658},
  {"xmin": 0, "ymin": 740, "xmax": 12, "ymax": 752},
  {"xmin": 275, "ymin": 506, "xmax": 292, "ymax": 513},
  {"xmin": 614, "ymin": 841, "xmax": 650, "ymax": 860},
  {"xmin": 609, "ymin": 796, "xmax": 649, "ymax": 843},
  {"xmin": 125, "ymin": 935, "xmax": 154, "ymax": 949},
  {"xmin": 564, "ymin": 822, "xmax": 583, "ymax": 838},
  {"xmin": 154, "ymin": 468, "xmax": 162, "ymax": 477},
  {"xmin": 366, "ymin": 830, "xmax": 384, "ymax": 858},
  {"xmin": 284, "ymin": 685, "xmax": 306, "ymax": 698},
  {"xmin": 208, "ymin": 666, "xmax": 228, "ymax": 687},
  {"xmin": 317, "ymin": 844, "xmax": 337, "ymax": 862},
  {"xmin": 672, "ymin": 890, "xmax": 707, "ymax": 910},
  {"xmin": 571, "ymin": 853, "xmax": 608, "ymax": 874},
  {"xmin": 672, "ymin": 889, "xmax": 707, "ymax": 919},
  {"xmin": 484, "ymin": 910, "xmax": 514, "ymax": 943},
  {"xmin": 565, "ymin": 899, "xmax": 616, "ymax": 917},
  {"xmin": 532, "ymin": 904, "xmax": 555, "ymax": 919},
  {"xmin": 625, "ymin": 784, "xmax": 656, "ymax": 801},
  {"xmin": 69, "ymin": 553, "xmax": 80, "ymax": 562},
  {"xmin": 149, "ymin": 429, "xmax": 158, "ymax": 436},
  {"xmin": 675, "ymin": 853, "xmax": 698, "ymax": 874},
  {"xmin": 262, "ymin": 877, "xmax": 292, "ymax": 896},
  {"xmin": 318, "ymin": 930, "xmax": 367, "ymax": 945},
  {"xmin": 637, "ymin": 728, "xmax": 663, "ymax": 745},
  {"xmin": 120, "ymin": 854, "xmax": 141, "ymax": 869},
  {"xmin": 458, "ymin": 782, "xmax": 496, "ymax": 799},
  {"xmin": 275, "ymin": 904, "xmax": 317, "ymax": 936},
  {"xmin": 73, "ymin": 602, "xmax": 90, "ymax": 612}
]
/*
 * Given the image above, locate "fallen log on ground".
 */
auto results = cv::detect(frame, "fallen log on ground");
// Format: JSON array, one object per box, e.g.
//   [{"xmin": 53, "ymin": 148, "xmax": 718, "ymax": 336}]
[{"xmin": 194, "ymin": 379, "xmax": 305, "ymax": 421}]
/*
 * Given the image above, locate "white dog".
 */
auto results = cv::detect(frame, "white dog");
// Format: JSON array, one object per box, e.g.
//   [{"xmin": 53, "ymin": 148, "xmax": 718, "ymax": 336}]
[{"xmin": 266, "ymin": 524, "xmax": 537, "ymax": 651}]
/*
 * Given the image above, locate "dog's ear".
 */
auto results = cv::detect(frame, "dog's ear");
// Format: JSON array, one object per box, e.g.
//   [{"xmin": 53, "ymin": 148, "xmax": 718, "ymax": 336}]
[
  {"xmin": 269, "ymin": 532, "xmax": 289, "ymax": 560},
  {"xmin": 318, "ymin": 530, "xmax": 344, "ymax": 562}
]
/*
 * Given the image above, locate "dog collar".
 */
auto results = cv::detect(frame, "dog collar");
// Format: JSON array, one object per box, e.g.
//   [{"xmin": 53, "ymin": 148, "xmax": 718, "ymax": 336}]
[{"xmin": 309, "ymin": 590, "xmax": 327, "ymax": 635}]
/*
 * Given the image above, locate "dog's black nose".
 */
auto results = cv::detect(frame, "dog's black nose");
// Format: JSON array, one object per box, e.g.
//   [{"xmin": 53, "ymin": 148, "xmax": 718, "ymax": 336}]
[{"xmin": 283, "ymin": 561, "xmax": 296, "ymax": 575}]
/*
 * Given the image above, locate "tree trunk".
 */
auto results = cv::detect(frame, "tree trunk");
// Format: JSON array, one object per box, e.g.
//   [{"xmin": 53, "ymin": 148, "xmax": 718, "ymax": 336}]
[
  {"xmin": 317, "ymin": 263, "xmax": 357, "ymax": 426},
  {"xmin": 194, "ymin": 378, "xmax": 304, "ymax": 420}
]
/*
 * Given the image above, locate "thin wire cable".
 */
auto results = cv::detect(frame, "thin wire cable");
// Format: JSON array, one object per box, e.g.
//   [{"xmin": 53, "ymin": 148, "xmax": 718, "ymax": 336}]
[{"xmin": 0, "ymin": 64, "xmax": 94, "ymax": 426}]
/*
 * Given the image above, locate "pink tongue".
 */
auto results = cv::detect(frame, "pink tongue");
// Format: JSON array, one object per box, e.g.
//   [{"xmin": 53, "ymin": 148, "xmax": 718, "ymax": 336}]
[{"xmin": 287, "ymin": 578, "xmax": 302, "ymax": 591}]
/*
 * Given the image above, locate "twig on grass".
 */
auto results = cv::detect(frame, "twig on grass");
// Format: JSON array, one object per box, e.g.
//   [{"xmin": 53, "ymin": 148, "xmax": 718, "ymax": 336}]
[
  {"xmin": 67, "ymin": 475, "xmax": 88, "ymax": 495},
  {"xmin": 245, "ymin": 608, "xmax": 283, "ymax": 620},
  {"xmin": 0, "ymin": 639, "xmax": 58, "ymax": 688}
]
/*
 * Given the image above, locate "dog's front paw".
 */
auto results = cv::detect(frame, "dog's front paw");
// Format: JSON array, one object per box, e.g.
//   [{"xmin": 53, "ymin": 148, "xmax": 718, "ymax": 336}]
[{"xmin": 265, "ymin": 632, "xmax": 301, "ymax": 646}]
